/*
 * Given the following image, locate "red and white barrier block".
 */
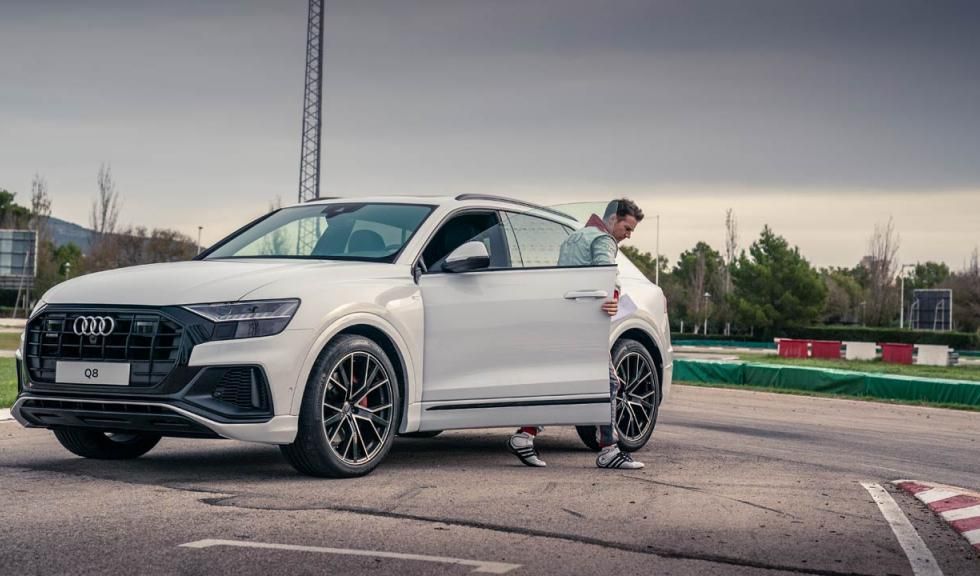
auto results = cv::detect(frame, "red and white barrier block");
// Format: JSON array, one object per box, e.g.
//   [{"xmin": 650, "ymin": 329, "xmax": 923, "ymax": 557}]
[{"xmin": 894, "ymin": 480, "xmax": 980, "ymax": 552}]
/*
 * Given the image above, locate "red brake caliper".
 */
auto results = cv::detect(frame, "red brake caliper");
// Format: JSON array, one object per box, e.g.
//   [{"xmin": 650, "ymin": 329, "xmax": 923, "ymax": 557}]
[{"xmin": 352, "ymin": 375, "xmax": 369, "ymax": 407}]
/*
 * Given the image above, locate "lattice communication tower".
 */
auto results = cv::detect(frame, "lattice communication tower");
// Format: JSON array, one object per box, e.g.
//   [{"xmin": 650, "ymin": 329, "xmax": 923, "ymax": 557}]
[{"xmin": 297, "ymin": 0, "xmax": 324, "ymax": 253}]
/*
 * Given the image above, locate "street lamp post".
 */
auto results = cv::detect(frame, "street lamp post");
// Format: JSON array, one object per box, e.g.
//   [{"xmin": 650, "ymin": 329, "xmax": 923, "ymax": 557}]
[
  {"xmin": 899, "ymin": 264, "xmax": 915, "ymax": 329},
  {"xmin": 197, "ymin": 226, "xmax": 204, "ymax": 255},
  {"xmin": 703, "ymin": 291, "xmax": 711, "ymax": 335}
]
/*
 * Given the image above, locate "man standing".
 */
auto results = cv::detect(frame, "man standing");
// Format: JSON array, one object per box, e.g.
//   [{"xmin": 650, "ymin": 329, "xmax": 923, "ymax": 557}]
[{"xmin": 508, "ymin": 199, "xmax": 646, "ymax": 470}]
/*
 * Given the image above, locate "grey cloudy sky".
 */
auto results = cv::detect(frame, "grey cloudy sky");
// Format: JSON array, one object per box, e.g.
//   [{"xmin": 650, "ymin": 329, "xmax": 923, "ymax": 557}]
[{"xmin": 1, "ymin": 0, "xmax": 978, "ymax": 267}]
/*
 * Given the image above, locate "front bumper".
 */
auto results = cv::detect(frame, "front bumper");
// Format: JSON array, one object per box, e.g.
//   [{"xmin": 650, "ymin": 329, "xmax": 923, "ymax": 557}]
[
  {"xmin": 14, "ymin": 326, "xmax": 315, "ymax": 445},
  {"xmin": 11, "ymin": 396, "xmax": 299, "ymax": 444}
]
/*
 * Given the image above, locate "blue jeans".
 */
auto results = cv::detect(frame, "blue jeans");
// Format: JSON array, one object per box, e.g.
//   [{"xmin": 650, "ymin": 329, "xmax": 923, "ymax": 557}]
[{"xmin": 597, "ymin": 359, "xmax": 620, "ymax": 447}]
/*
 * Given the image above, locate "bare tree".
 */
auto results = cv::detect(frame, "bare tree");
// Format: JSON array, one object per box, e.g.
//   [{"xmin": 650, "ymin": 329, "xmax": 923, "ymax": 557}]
[
  {"xmin": 29, "ymin": 173, "xmax": 52, "ymax": 239},
  {"xmin": 87, "ymin": 163, "xmax": 123, "ymax": 271},
  {"xmin": 91, "ymin": 163, "xmax": 120, "ymax": 236},
  {"xmin": 865, "ymin": 217, "xmax": 901, "ymax": 325},
  {"xmin": 724, "ymin": 208, "xmax": 738, "ymax": 294},
  {"xmin": 147, "ymin": 228, "xmax": 197, "ymax": 262},
  {"xmin": 943, "ymin": 246, "xmax": 980, "ymax": 332}
]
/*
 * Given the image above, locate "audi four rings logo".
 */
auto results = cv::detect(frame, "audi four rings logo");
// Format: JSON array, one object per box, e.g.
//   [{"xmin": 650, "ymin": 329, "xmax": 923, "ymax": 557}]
[{"xmin": 73, "ymin": 316, "xmax": 115, "ymax": 337}]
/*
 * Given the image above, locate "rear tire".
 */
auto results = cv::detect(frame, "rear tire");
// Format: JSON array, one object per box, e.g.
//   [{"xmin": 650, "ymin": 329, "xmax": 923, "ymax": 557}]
[
  {"xmin": 577, "ymin": 338, "xmax": 661, "ymax": 452},
  {"xmin": 281, "ymin": 335, "xmax": 401, "ymax": 478},
  {"xmin": 53, "ymin": 428, "xmax": 161, "ymax": 460}
]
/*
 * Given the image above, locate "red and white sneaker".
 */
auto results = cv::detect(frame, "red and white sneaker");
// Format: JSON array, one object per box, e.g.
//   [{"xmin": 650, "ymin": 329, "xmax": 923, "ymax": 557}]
[{"xmin": 596, "ymin": 446, "xmax": 644, "ymax": 469}]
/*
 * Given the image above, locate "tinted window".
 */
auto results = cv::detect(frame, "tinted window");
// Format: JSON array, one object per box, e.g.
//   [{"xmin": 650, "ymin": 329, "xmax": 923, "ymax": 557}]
[
  {"xmin": 502, "ymin": 212, "xmax": 572, "ymax": 268},
  {"xmin": 422, "ymin": 212, "xmax": 513, "ymax": 271}
]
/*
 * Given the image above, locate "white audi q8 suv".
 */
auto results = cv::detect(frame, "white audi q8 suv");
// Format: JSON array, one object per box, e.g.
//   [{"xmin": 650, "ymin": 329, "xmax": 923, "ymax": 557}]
[{"xmin": 13, "ymin": 195, "xmax": 672, "ymax": 477}]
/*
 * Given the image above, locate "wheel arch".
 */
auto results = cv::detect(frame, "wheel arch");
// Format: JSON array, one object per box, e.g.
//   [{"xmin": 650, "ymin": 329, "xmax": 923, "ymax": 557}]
[
  {"xmin": 614, "ymin": 327, "xmax": 664, "ymax": 404},
  {"xmin": 292, "ymin": 313, "xmax": 420, "ymax": 433}
]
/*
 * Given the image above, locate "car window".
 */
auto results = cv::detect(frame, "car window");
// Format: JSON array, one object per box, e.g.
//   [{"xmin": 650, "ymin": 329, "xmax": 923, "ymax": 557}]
[
  {"xmin": 349, "ymin": 220, "xmax": 407, "ymax": 252},
  {"xmin": 421, "ymin": 212, "xmax": 513, "ymax": 271},
  {"xmin": 204, "ymin": 203, "xmax": 434, "ymax": 263},
  {"xmin": 501, "ymin": 212, "xmax": 572, "ymax": 268},
  {"xmin": 232, "ymin": 214, "xmax": 327, "ymax": 257}
]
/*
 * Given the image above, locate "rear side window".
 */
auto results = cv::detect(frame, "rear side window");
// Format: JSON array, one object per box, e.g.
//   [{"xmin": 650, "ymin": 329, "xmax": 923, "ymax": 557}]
[{"xmin": 502, "ymin": 212, "xmax": 572, "ymax": 268}]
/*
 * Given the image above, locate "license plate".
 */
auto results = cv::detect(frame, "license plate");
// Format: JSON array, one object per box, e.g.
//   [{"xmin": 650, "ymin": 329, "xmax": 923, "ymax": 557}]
[{"xmin": 55, "ymin": 362, "xmax": 131, "ymax": 386}]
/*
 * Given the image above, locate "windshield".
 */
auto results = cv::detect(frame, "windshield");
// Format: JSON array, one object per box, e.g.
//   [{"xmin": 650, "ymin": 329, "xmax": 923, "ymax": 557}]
[{"xmin": 203, "ymin": 202, "xmax": 436, "ymax": 262}]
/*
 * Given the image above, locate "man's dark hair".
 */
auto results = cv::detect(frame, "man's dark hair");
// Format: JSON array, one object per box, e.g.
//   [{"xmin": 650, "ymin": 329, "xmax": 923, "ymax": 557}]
[{"xmin": 604, "ymin": 198, "xmax": 645, "ymax": 222}]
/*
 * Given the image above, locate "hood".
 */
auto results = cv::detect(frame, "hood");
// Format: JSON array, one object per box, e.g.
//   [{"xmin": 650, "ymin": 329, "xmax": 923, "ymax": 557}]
[{"xmin": 43, "ymin": 259, "xmax": 381, "ymax": 306}]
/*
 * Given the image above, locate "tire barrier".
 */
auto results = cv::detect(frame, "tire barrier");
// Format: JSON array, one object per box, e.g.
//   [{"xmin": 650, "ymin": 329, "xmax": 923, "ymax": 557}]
[{"xmin": 674, "ymin": 359, "xmax": 980, "ymax": 407}]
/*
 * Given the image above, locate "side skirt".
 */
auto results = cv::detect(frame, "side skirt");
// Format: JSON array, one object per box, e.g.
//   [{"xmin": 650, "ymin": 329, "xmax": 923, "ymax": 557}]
[{"xmin": 417, "ymin": 395, "xmax": 610, "ymax": 432}]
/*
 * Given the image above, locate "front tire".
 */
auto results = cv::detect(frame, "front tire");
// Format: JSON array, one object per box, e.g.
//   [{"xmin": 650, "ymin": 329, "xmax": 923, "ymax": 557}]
[
  {"xmin": 53, "ymin": 428, "xmax": 161, "ymax": 460},
  {"xmin": 281, "ymin": 335, "xmax": 401, "ymax": 478},
  {"xmin": 577, "ymin": 338, "xmax": 661, "ymax": 452}
]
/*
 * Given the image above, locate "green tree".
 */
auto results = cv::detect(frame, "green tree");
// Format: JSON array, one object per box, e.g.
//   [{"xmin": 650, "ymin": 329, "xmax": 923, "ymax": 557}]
[
  {"xmin": 906, "ymin": 261, "xmax": 951, "ymax": 292},
  {"xmin": 620, "ymin": 245, "xmax": 669, "ymax": 281},
  {"xmin": 0, "ymin": 189, "xmax": 32, "ymax": 228},
  {"xmin": 730, "ymin": 226, "xmax": 826, "ymax": 334},
  {"xmin": 53, "ymin": 243, "xmax": 84, "ymax": 278},
  {"xmin": 672, "ymin": 242, "xmax": 725, "ymax": 332}
]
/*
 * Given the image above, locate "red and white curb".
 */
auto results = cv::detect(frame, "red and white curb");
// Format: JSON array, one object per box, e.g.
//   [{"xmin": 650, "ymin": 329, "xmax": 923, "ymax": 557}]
[{"xmin": 894, "ymin": 480, "xmax": 980, "ymax": 553}]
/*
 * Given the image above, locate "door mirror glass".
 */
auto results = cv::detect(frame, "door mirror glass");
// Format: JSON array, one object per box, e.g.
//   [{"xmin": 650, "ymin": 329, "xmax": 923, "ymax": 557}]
[{"xmin": 443, "ymin": 241, "xmax": 491, "ymax": 273}]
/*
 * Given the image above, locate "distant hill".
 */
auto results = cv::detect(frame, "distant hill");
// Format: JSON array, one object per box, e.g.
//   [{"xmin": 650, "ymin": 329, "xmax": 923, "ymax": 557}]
[{"xmin": 48, "ymin": 216, "xmax": 93, "ymax": 252}]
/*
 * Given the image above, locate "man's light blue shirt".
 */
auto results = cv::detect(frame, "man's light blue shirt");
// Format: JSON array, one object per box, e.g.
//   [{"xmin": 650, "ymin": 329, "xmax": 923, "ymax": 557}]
[{"xmin": 557, "ymin": 220, "xmax": 618, "ymax": 267}]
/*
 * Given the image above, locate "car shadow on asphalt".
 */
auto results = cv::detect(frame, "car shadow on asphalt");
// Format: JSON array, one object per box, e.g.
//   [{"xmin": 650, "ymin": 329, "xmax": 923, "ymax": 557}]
[{"xmin": 17, "ymin": 431, "xmax": 605, "ymax": 483}]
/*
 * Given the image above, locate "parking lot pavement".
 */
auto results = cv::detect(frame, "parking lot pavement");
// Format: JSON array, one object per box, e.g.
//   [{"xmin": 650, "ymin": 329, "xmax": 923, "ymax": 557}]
[{"xmin": 2, "ymin": 385, "xmax": 979, "ymax": 576}]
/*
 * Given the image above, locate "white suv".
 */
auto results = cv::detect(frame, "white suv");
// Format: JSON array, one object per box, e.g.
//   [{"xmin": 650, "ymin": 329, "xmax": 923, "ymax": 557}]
[{"xmin": 13, "ymin": 195, "xmax": 672, "ymax": 477}]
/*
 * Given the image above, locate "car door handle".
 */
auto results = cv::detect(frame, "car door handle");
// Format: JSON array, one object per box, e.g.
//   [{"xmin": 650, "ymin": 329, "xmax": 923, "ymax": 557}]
[{"xmin": 564, "ymin": 290, "xmax": 609, "ymax": 300}]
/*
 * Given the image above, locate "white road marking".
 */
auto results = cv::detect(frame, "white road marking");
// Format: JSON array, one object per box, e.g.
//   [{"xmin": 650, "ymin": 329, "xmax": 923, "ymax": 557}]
[
  {"xmin": 917, "ymin": 489, "xmax": 962, "ymax": 504},
  {"xmin": 862, "ymin": 482, "xmax": 943, "ymax": 576},
  {"xmin": 180, "ymin": 539, "xmax": 522, "ymax": 574},
  {"xmin": 963, "ymin": 529, "xmax": 980, "ymax": 546},
  {"xmin": 941, "ymin": 504, "xmax": 980, "ymax": 522}
]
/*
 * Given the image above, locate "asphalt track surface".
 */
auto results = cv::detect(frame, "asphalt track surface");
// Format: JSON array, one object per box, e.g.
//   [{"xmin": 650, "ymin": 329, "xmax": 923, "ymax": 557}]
[{"xmin": 2, "ymin": 385, "xmax": 979, "ymax": 576}]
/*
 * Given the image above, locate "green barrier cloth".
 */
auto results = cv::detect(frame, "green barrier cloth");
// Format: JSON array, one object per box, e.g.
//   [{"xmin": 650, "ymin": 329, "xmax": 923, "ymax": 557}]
[{"xmin": 674, "ymin": 359, "xmax": 980, "ymax": 407}]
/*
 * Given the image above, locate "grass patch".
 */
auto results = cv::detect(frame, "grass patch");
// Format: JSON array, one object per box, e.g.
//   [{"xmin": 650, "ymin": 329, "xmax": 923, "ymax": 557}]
[
  {"xmin": 0, "ymin": 332, "xmax": 21, "ymax": 351},
  {"xmin": 735, "ymin": 354, "xmax": 980, "ymax": 382},
  {"xmin": 678, "ymin": 380, "xmax": 980, "ymax": 412},
  {"xmin": 1, "ymin": 358, "xmax": 17, "ymax": 408}
]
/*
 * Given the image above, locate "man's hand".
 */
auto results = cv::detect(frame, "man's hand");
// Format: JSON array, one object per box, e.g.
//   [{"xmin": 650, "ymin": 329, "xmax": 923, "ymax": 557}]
[{"xmin": 602, "ymin": 299, "xmax": 618, "ymax": 317}]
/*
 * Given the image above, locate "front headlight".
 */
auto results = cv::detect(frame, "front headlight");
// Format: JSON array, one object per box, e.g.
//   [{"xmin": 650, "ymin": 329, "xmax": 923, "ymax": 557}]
[{"xmin": 184, "ymin": 299, "xmax": 300, "ymax": 340}]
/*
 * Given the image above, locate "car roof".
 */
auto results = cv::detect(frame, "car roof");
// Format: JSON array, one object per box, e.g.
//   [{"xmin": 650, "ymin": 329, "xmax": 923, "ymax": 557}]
[{"xmin": 296, "ymin": 194, "xmax": 578, "ymax": 222}]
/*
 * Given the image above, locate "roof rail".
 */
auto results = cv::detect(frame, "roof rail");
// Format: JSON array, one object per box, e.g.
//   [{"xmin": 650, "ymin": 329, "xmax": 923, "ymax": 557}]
[
  {"xmin": 453, "ymin": 194, "xmax": 575, "ymax": 220},
  {"xmin": 304, "ymin": 196, "xmax": 341, "ymax": 203}
]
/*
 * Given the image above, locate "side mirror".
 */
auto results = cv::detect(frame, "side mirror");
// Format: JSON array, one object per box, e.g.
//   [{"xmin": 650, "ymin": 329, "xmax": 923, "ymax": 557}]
[{"xmin": 443, "ymin": 241, "xmax": 491, "ymax": 273}]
